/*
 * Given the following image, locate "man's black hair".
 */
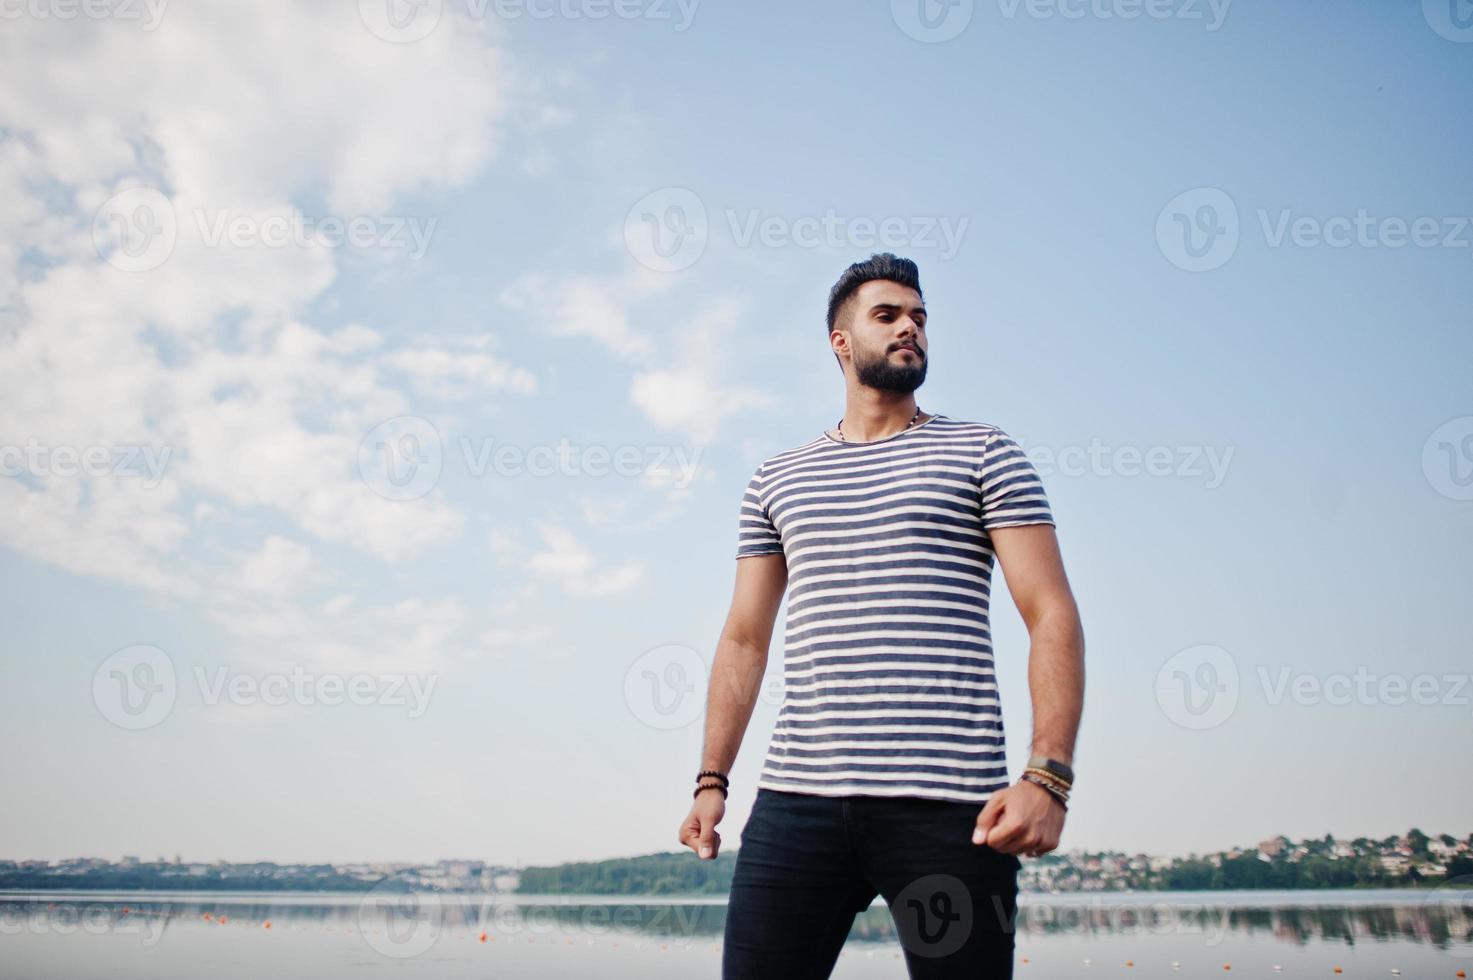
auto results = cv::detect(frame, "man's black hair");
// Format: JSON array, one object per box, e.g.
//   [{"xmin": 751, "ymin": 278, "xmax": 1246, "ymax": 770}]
[{"xmin": 825, "ymin": 252, "xmax": 924, "ymax": 337}]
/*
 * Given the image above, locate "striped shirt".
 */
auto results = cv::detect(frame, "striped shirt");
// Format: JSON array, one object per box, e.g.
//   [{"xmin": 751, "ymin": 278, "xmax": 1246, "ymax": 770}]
[{"xmin": 735, "ymin": 413, "xmax": 1055, "ymax": 804}]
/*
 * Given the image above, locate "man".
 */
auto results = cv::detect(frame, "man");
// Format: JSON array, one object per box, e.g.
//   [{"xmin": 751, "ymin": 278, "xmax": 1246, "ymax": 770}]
[{"xmin": 677, "ymin": 253, "xmax": 1085, "ymax": 979}]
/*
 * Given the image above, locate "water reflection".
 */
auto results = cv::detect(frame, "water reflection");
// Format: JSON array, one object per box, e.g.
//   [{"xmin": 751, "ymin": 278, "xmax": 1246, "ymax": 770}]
[{"xmin": 1, "ymin": 889, "xmax": 1469, "ymax": 952}]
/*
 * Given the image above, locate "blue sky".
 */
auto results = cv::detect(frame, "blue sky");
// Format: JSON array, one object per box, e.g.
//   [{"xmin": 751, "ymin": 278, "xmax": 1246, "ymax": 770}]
[{"xmin": 0, "ymin": 0, "xmax": 1470, "ymax": 868}]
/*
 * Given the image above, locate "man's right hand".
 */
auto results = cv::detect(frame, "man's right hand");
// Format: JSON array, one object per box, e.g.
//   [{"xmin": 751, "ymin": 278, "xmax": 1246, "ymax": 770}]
[{"xmin": 677, "ymin": 791, "xmax": 725, "ymax": 859}]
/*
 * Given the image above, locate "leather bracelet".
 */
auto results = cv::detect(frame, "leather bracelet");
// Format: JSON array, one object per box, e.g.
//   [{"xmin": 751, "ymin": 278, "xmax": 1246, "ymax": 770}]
[
  {"xmin": 1022, "ymin": 769, "xmax": 1071, "ymax": 797},
  {"xmin": 694, "ymin": 783, "xmax": 728, "ymax": 799},
  {"xmin": 1020, "ymin": 772, "xmax": 1068, "ymax": 811},
  {"xmin": 695, "ymin": 770, "xmax": 729, "ymax": 786},
  {"xmin": 1022, "ymin": 766, "xmax": 1072, "ymax": 793}
]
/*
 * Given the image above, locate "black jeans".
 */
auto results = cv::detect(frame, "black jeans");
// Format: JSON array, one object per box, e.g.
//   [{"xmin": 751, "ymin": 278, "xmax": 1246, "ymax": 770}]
[{"xmin": 723, "ymin": 787, "xmax": 1021, "ymax": 979}]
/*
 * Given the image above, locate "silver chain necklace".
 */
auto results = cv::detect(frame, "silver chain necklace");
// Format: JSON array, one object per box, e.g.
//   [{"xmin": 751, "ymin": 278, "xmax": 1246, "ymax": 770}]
[{"xmin": 835, "ymin": 406, "xmax": 922, "ymax": 442}]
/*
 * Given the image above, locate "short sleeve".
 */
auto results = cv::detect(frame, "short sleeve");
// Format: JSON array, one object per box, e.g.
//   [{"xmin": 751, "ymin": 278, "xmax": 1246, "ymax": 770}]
[
  {"xmin": 735, "ymin": 462, "xmax": 784, "ymax": 558},
  {"xmin": 978, "ymin": 428, "xmax": 1055, "ymax": 530}
]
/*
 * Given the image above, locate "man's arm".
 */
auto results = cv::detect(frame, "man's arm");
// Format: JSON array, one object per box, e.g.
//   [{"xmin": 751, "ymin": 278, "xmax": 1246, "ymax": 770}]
[
  {"xmin": 994, "ymin": 523, "xmax": 1084, "ymax": 765},
  {"xmin": 678, "ymin": 552, "xmax": 787, "ymax": 860},
  {"xmin": 699, "ymin": 552, "xmax": 787, "ymax": 774},
  {"xmin": 972, "ymin": 523, "xmax": 1085, "ymax": 855}
]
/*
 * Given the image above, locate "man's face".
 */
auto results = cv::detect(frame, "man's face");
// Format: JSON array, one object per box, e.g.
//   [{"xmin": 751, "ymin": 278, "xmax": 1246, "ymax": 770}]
[{"xmin": 835, "ymin": 279, "xmax": 928, "ymax": 394}]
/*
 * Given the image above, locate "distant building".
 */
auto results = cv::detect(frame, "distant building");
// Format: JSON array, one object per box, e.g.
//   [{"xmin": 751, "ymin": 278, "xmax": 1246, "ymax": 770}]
[{"xmin": 1257, "ymin": 836, "xmax": 1289, "ymax": 859}]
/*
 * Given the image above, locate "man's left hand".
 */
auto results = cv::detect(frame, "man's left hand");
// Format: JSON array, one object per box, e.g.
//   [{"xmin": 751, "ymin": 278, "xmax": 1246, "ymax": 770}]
[{"xmin": 972, "ymin": 779, "xmax": 1065, "ymax": 857}]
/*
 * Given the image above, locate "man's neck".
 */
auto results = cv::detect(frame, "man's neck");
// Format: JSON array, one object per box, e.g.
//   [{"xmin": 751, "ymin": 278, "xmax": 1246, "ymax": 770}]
[{"xmin": 832, "ymin": 400, "xmax": 925, "ymax": 442}]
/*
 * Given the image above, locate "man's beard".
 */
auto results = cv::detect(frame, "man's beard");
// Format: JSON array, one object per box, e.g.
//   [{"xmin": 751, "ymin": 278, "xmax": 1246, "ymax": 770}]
[{"xmin": 855, "ymin": 345, "xmax": 927, "ymax": 394}]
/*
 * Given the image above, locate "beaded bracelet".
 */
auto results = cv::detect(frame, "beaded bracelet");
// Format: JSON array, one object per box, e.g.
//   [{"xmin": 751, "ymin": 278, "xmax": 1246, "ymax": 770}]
[
  {"xmin": 1020, "ymin": 772, "xmax": 1069, "ymax": 811},
  {"xmin": 695, "ymin": 770, "xmax": 730, "ymax": 787},
  {"xmin": 694, "ymin": 783, "xmax": 728, "ymax": 799}
]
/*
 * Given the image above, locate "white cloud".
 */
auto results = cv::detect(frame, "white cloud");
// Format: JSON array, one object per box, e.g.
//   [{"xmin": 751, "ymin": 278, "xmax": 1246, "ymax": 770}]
[
  {"xmin": 383, "ymin": 347, "xmax": 539, "ymax": 399},
  {"xmin": 206, "ymin": 593, "xmax": 474, "ymax": 676},
  {"xmin": 628, "ymin": 295, "xmax": 777, "ymax": 444},
  {"xmin": 0, "ymin": 0, "xmax": 519, "ymax": 589},
  {"xmin": 525, "ymin": 523, "xmax": 643, "ymax": 598},
  {"xmin": 496, "ymin": 265, "xmax": 672, "ymax": 363},
  {"xmin": 239, "ymin": 535, "xmax": 314, "ymax": 596}
]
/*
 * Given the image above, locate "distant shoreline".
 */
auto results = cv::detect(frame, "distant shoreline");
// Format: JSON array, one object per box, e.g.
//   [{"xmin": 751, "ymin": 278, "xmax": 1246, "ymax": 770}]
[{"xmin": 1, "ymin": 880, "xmax": 1467, "ymax": 897}]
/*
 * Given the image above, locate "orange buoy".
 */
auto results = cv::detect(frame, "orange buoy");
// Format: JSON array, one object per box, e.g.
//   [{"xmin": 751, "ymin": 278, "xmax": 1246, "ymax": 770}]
[
  {"xmin": 1127, "ymin": 961, "xmax": 1134, "ymax": 967},
  {"xmin": 1333, "ymin": 969, "xmax": 1342, "ymax": 975},
  {"xmin": 263, "ymin": 921, "xmax": 272, "ymax": 930},
  {"xmin": 478, "ymin": 932, "xmax": 487, "ymax": 943}
]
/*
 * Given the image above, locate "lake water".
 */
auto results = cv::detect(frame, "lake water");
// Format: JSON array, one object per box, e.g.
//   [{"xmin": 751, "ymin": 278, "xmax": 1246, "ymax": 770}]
[{"xmin": 2, "ymin": 888, "xmax": 1470, "ymax": 978}]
